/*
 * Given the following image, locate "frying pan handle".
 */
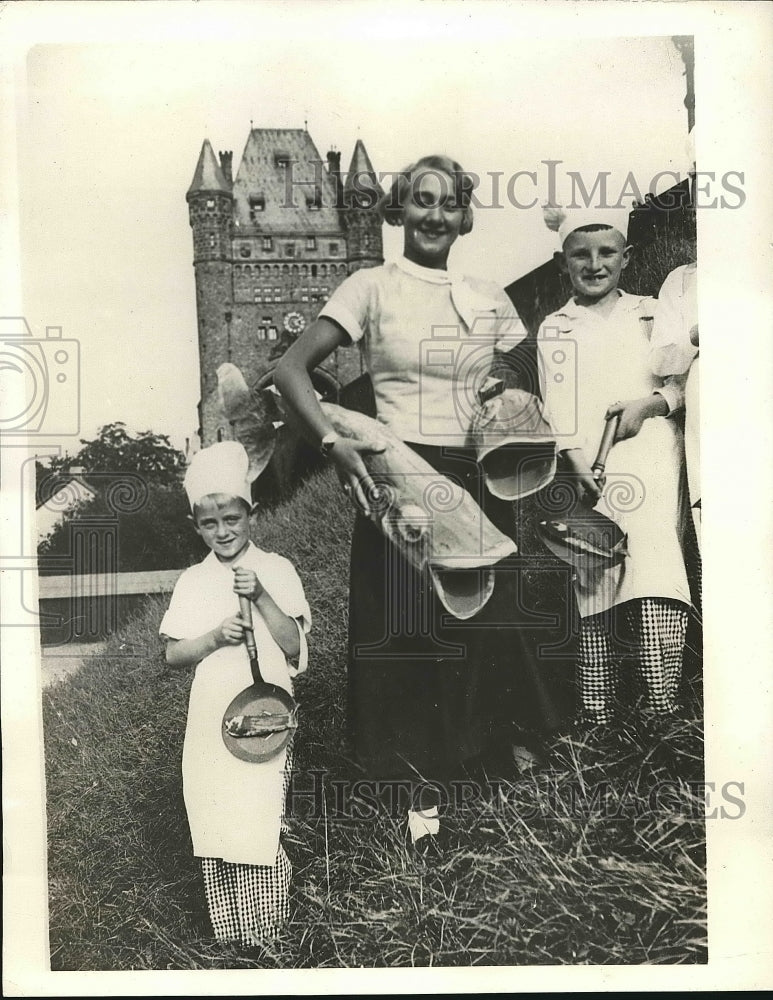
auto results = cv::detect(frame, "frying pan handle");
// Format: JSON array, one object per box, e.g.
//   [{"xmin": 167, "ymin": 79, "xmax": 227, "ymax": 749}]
[
  {"xmin": 238, "ymin": 594, "xmax": 263, "ymax": 684},
  {"xmin": 592, "ymin": 413, "xmax": 620, "ymax": 479}
]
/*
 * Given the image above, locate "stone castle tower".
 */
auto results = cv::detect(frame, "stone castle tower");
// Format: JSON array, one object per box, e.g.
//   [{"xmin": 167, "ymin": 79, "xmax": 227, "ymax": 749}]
[{"xmin": 187, "ymin": 128, "xmax": 383, "ymax": 445}]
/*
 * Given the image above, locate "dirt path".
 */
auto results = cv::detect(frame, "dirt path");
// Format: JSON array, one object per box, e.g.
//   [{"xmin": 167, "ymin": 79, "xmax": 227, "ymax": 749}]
[{"xmin": 40, "ymin": 643, "xmax": 108, "ymax": 689}]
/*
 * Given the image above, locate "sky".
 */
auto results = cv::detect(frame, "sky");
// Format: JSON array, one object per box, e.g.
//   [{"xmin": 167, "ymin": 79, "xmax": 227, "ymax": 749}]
[{"xmin": 15, "ymin": 17, "xmax": 690, "ymax": 452}]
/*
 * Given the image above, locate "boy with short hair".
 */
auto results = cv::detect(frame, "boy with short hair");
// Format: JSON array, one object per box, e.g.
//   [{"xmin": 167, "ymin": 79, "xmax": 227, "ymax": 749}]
[
  {"xmin": 537, "ymin": 207, "xmax": 690, "ymax": 727},
  {"xmin": 160, "ymin": 440, "xmax": 310, "ymax": 945}
]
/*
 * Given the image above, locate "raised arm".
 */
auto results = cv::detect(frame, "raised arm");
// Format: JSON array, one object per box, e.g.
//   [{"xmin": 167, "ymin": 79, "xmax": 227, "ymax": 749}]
[
  {"xmin": 274, "ymin": 318, "xmax": 384, "ymax": 514},
  {"xmin": 273, "ymin": 317, "xmax": 349, "ymax": 446},
  {"xmin": 232, "ymin": 566, "xmax": 300, "ymax": 659}
]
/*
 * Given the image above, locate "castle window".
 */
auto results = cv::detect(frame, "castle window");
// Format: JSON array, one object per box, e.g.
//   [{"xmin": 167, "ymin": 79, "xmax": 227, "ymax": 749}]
[
  {"xmin": 285, "ymin": 243, "xmax": 296, "ymax": 258},
  {"xmin": 254, "ymin": 294, "xmax": 262, "ymax": 303},
  {"xmin": 329, "ymin": 242, "xmax": 340, "ymax": 256},
  {"xmin": 311, "ymin": 264, "xmax": 317, "ymax": 277},
  {"xmin": 209, "ymin": 235, "xmax": 216, "ymax": 248},
  {"xmin": 301, "ymin": 264, "xmax": 308, "ymax": 277},
  {"xmin": 306, "ymin": 237, "xmax": 317, "ymax": 250},
  {"xmin": 267, "ymin": 325, "xmax": 278, "ymax": 340},
  {"xmin": 206, "ymin": 199, "xmax": 215, "ymax": 209},
  {"xmin": 306, "ymin": 186, "xmax": 322, "ymax": 212},
  {"xmin": 257, "ymin": 327, "xmax": 266, "ymax": 340},
  {"xmin": 275, "ymin": 152, "xmax": 291, "ymax": 168},
  {"xmin": 262, "ymin": 315, "xmax": 273, "ymax": 323},
  {"xmin": 282, "ymin": 264, "xmax": 289, "ymax": 275},
  {"xmin": 274, "ymin": 294, "xmax": 281, "ymax": 302},
  {"xmin": 262, "ymin": 237, "xmax": 273, "ymax": 252},
  {"xmin": 320, "ymin": 264, "xmax": 327, "ymax": 277},
  {"xmin": 248, "ymin": 196, "xmax": 265, "ymax": 221},
  {"xmin": 301, "ymin": 294, "xmax": 309, "ymax": 303}
]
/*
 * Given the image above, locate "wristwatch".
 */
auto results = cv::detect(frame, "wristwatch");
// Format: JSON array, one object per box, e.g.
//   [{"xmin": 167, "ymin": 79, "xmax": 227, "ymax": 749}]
[{"xmin": 319, "ymin": 431, "xmax": 339, "ymax": 457}]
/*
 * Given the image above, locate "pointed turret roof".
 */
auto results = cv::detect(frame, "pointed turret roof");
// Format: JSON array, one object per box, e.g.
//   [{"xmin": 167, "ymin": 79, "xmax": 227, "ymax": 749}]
[
  {"xmin": 343, "ymin": 139, "xmax": 383, "ymax": 206},
  {"xmin": 187, "ymin": 139, "xmax": 232, "ymax": 199}
]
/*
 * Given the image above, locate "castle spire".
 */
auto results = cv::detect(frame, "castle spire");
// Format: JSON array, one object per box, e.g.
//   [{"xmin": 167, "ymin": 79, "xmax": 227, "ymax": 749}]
[
  {"xmin": 343, "ymin": 139, "xmax": 382, "ymax": 207},
  {"xmin": 187, "ymin": 139, "xmax": 232, "ymax": 198},
  {"xmin": 341, "ymin": 139, "xmax": 383, "ymax": 272}
]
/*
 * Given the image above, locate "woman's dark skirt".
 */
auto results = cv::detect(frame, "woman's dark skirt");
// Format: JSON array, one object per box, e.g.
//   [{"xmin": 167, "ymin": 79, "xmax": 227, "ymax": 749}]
[{"xmin": 347, "ymin": 442, "xmax": 564, "ymax": 791}]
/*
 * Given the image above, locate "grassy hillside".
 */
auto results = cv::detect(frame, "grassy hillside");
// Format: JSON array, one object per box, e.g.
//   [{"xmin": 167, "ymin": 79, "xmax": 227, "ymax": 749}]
[{"xmin": 43, "ymin": 466, "xmax": 705, "ymax": 970}]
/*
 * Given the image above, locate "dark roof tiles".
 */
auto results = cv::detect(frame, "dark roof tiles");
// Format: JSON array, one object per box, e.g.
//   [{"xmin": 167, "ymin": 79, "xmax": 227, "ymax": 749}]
[
  {"xmin": 232, "ymin": 128, "xmax": 343, "ymax": 234},
  {"xmin": 187, "ymin": 139, "xmax": 232, "ymax": 198}
]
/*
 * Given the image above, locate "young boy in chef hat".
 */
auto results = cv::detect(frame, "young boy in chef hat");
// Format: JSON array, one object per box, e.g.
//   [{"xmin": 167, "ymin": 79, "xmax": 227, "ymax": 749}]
[
  {"xmin": 160, "ymin": 440, "xmax": 311, "ymax": 946},
  {"xmin": 536, "ymin": 204, "xmax": 691, "ymax": 729}
]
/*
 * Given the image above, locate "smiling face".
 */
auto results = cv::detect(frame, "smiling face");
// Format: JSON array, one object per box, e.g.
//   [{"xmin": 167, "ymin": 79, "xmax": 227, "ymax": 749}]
[
  {"xmin": 193, "ymin": 494, "xmax": 251, "ymax": 563},
  {"xmin": 400, "ymin": 168, "xmax": 465, "ymax": 269},
  {"xmin": 560, "ymin": 226, "xmax": 631, "ymax": 305}
]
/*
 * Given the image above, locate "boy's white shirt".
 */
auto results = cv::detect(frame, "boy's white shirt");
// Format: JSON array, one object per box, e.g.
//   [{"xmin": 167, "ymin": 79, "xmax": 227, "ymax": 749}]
[
  {"xmin": 537, "ymin": 290, "xmax": 685, "ymax": 457},
  {"xmin": 161, "ymin": 541, "xmax": 311, "ymax": 683},
  {"xmin": 536, "ymin": 290, "xmax": 691, "ymax": 617},
  {"xmin": 649, "ymin": 263, "xmax": 699, "ymax": 376}
]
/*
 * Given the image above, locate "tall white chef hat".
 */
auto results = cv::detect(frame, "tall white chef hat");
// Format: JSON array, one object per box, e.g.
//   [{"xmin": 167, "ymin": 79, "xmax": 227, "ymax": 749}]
[
  {"xmin": 184, "ymin": 440, "xmax": 252, "ymax": 510},
  {"xmin": 543, "ymin": 204, "xmax": 631, "ymax": 247}
]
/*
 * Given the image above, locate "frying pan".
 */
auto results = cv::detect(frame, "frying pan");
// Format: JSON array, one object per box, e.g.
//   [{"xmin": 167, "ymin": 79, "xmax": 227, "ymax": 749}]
[
  {"xmin": 221, "ymin": 595, "xmax": 298, "ymax": 763},
  {"xmin": 538, "ymin": 414, "xmax": 628, "ymax": 569}
]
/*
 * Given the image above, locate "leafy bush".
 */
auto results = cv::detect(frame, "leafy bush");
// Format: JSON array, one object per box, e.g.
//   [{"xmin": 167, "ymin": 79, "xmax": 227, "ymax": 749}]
[{"xmin": 38, "ymin": 483, "xmax": 207, "ymax": 574}]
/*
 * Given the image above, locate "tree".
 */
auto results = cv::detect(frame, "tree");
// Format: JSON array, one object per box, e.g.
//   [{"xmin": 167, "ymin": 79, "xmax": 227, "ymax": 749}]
[
  {"xmin": 37, "ymin": 423, "xmax": 198, "ymax": 573},
  {"xmin": 44, "ymin": 422, "xmax": 186, "ymax": 486},
  {"xmin": 38, "ymin": 484, "xmax": 206, "ymax": 573}
]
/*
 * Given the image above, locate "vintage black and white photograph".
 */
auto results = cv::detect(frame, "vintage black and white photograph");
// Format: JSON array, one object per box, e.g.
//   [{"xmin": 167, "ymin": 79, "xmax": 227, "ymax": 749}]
[{"xmin": 2, "ymin": 1, "xmax": 771, "ymax": 994}]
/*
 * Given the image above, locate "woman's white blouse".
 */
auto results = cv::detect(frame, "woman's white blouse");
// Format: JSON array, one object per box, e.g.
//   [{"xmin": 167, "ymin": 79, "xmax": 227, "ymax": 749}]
[{"xmin": 319, "ymin": 255, "xmax": 526, "ymax": 446}]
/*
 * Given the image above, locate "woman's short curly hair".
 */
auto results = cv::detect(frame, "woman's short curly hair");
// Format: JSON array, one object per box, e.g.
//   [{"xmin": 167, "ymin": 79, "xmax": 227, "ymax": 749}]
[{"xmin": 377, "ymin": 154, "xmax": 476, "ymax": 235}]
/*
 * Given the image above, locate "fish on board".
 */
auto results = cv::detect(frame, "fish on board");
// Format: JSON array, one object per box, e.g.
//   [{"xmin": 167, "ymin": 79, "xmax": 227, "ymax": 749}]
[{"xmin": 217, "ymin": 363, "xmax": 517, "ymax": 620}]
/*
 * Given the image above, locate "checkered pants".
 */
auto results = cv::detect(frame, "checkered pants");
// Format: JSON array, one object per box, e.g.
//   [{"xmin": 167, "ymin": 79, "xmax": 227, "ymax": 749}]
[
  {"xmin": 577, "ymin": 598, "xmax": 688, "ymax": 725},
  {"xmin": 200, "ymin": 747, "xmax": 293, "ymax": 946}
]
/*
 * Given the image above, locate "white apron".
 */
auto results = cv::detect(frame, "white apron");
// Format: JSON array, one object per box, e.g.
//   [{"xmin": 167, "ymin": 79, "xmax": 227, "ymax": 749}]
[
  {"xmin": 160, "ymin": 543, "xmax": 310, "ymax": 865},
  {"xmin": 538, "ymin": 292, "xmax": 690, "ymax": 618}
]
